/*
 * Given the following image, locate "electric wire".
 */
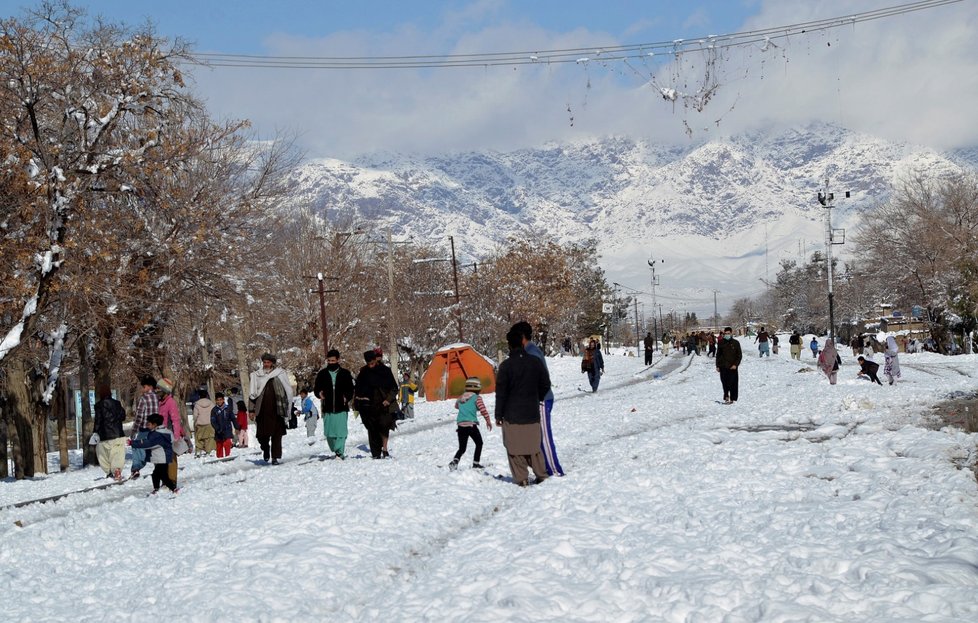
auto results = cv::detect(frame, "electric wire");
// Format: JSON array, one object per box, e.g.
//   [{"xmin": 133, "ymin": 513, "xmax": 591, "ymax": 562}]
[{"xmin": 185, "ymin": 0, "xmax": 963, "ymax": 69}]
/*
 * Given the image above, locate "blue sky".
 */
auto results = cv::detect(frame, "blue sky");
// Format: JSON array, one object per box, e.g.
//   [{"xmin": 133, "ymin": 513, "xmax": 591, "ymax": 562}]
[
  {"xmin": 7, "ymin": 1, "xmax": 977, "ymax": 158},
  {"xmin": 53, "ymin": 1, "xmax": 756, "ymax": 55}
]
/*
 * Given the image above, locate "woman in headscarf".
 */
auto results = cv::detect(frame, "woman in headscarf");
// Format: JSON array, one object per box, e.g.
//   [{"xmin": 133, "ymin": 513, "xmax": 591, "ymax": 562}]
[
  {"xmin": 879, "ymin": 331, "xmax": 902, "ymax": 385},
  {"xmin": 817, "ymin": 338, "xmax": 842, "ymax": 385}
]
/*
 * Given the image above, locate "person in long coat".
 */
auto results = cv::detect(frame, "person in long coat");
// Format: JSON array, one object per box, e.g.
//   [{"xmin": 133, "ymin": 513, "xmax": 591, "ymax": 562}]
[
  {"xmin": 496, "ymin": 328, "xmax": 552, "ymax": 486},
  {"xmin": 249, "ymin": 353, "xmax": 294, "ymax": 464},
  {"xmin": 354, "ymin": 350, "xmax": 399, "ymax": 459},
  {"xmin": 817, "ymin": 338, "xmax": 842, "ymax": 385},
  {"xmin": 314, "ymin": 349, "xmax": 356, "ymax": 459},
  {"xmin": 715, "ymin": 327, "xmax": 743, "ymax": 404}
]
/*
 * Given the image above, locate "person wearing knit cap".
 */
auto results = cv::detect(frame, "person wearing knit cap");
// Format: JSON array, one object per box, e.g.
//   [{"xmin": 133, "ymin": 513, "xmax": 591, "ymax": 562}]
[
  {"xmin": 354, "ymin": 348, "xmax": 399, "ymax": 459},
  {"xmin": 447, "ymin": 378, "xmax": 492, "ymax": 470},
  {"xmin": 249, "ymin": 352, "xmax": 294, "ymax": 464}
]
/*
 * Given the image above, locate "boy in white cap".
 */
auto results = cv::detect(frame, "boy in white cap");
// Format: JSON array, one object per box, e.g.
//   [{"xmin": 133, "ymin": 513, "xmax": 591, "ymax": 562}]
[{"xmin": 448, "ymin": 378, "xmax": 492, "ymax": 470}]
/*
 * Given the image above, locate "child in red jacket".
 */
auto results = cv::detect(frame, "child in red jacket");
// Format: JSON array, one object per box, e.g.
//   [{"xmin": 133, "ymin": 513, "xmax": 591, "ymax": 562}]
[{"xmin": 235, "ymin": 400, "xmax": 249, "ymax": 447}]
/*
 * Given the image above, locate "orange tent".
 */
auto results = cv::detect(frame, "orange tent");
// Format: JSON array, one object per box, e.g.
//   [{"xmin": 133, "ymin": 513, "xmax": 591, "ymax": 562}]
[{"xmin": 422, "ymin": 343, "xmax": 496, "ymax": 401}]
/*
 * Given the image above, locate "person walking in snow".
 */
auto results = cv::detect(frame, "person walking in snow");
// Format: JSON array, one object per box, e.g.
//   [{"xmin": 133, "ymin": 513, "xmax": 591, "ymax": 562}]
[
  {"xmin": 809, "ymin": 337, "xmax": 819, "ymax": 358},
  {"xmin": 192, "ymin": 389, "xmax": 216, "ymax": 457},
  {"xmin": 879, "ymin": 332, "xmax": 902, "ymax": 385},
  {"xmin": 354, "ymin": 349, "xmax": 399, "ymax": 459},
  {"xmin": 249, "ymin": 353, "xmax": 294, "ymax": 465},
  {"xmin": 399, "ymin": 372, "xmax": 417, "ymax": 420},
  {"xmin": 448, "ymin": 377, "xmax": 493, "ymax": 470},
  {"xmin": 788, "ymin": 330, "xmax": 802, "ymax": 361},
  {"xmin": 856, "ymin": 356, "xmax": 883, "ymax": 385},
  {"xmin": 130, "ymin": 413, "xmax": 178, "ymax": 494},
  {"xmin": 235, "ymin": 400, "xmax": 249, "ymax": 448},
  {"xmin": 817, "ymin": 338, "xmax": 842, "ymax": 385},
  {"xmin": 157, "ymin": 378, "xmax": 187, "ymax": 486},
  {"xmin": 93, "ymin": 385, "xmax": 127, "ymax": 481},
  {"xmin": 496, "ymin": 328, "xmax": 552, "ymax": 487},
  {"xmin": 582, "ymin": 339, "xmax": 604, "ymax": 393},
  {"xmin": 771, "ymin": 334, "xmax": 780, "ymax": 355},
  {"xmin": 643, "ymin": 332, "xmax": 655, "ymax": 365},
  {"xmin": 211, "ymin": 392, "xmax": 237, "ymax": 458},
  {"xmin": 715, "ymin": 327, "xmax": 742, "ymax": 404},
  {"xmin": 314, "ymin": 349, "xmax": 356, "ymax": 459},
  {"xmin": 129, "ymin": 376, "xmax": 158, "ymax": 479},
  {"xmin": 300, "ymin": 388, "xmax": 319, "ymax": 440},
  {"xmin": 516, "ymin": 321, "xmax": 564, "ymax": 477},
  {"xmin": 755, "ymin": 327, "xmax": 771, "ymax": 357}
]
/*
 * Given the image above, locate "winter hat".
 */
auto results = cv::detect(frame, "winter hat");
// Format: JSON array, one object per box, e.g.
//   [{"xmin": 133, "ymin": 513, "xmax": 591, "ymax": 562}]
[
  {"xmin": 464, "ymin": 377, "xmax": 482, "ymax": 392},
  {"xmin": 157, "ymin": 377, "xmax": 174, "ymax": 395},
  {"xmin": 363, "ymin": 350, "xmax": 377, "ymax": 363},
  {"xmin": 260, "ymin": 352, "xmax": 277, "ymax": 364}
]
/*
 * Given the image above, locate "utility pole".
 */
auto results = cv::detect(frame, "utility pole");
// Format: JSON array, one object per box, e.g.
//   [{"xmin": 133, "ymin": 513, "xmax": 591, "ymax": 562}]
[
  {"xmin": 713, "ymin": 289, "xmax": 719, "ymax": 330},
  {"xmin": 309, "ymin": 273, "xmax": 340, "ymax": 360},
  {"xmin": 648, "ymin": 258, "xmax": 663, "ymax": 351},
  {"xmin": 633, "ymin": 298, "xmax": 640, "ymax": 354},
  {"xmin": 387, "ymin": 227, "xmax": 399, "ymax": 374},
  {"xmin": 449, "ymin": 235, "xmax": 463, "ymax": 342},
  {"xmin": 818, "ymin": 179, "xmax": 849, "ymax": 341}
]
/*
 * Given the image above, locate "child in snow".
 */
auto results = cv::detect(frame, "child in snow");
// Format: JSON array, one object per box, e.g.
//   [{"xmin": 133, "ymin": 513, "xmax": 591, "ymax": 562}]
[
  {"xmin": 448, "ymin": 378, "xmax": 492, "ymax": 470},
  {"xmin": 856, "ymin": 356, "xmax": 883, "ymax": 385},
  {"xmin": 211, "ymin": 392, "xmax": 237, "ymax": 458},
  {"xmin": 130, "ymin": 413, "xmax": 178, "ymax": 494},
  {"xmin": 809, "ymin": 337, "xmax": 819, "ymax": 358},
  {"xmin": 235, "ymin": 400, "xmax": 249, "ymax": 448},
  {"xmin": 300, "ymin": 388, "xmax": 319, "ymax": 439}
]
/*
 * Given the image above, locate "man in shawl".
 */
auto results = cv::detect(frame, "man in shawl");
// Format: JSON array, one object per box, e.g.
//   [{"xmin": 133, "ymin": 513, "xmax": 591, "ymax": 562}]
[
  {"xmin": 354, "ymin": 349, "xmax": 399, "ymax": 459},
  {"xmin": 249, "ymin": 353, "xmax": 294, "ymax": 464}
]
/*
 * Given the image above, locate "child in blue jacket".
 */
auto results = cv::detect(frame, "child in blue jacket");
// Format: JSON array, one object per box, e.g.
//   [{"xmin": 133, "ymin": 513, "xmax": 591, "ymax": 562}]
[
  {"xmin": 130, "ymin": 413, "xmax": 177, "ymax": 493},
  {"xmin": 448, "ymin": 378, "xmax": 492, "ymax": 470}
]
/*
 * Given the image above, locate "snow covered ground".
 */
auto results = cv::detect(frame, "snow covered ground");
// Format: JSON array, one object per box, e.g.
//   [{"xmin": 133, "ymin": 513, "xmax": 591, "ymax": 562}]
[{"xmin": 3, "ymin": 339, "xmax": 978, "ymax": 622}]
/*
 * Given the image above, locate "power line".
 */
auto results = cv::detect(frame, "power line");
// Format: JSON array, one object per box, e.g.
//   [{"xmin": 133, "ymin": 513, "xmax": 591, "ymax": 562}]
[{"xmin": 186, "ymin": 1, "xmax": 962, "ymax": 70}]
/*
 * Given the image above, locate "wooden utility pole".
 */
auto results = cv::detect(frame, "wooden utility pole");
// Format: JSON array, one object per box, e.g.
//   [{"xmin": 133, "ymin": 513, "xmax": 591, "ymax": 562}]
[
  {"xmin": 449, "ymin": 236, "xmax": 463, "ymax": 342},
  {"xmin": 317, "ymin": 272, "xmax": 329, "ymax": 359},
  {"xmin": 387, "ymin": 228, "xmax": 400, "ymax": 374}
]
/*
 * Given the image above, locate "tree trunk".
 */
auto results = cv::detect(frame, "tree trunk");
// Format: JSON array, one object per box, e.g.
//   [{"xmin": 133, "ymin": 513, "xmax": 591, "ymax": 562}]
[
  {"xmin": 0, "ymin": 396, "xmax": 8, "ymax": 479},
  {"xmin": 78, "ymin": 338, "xmax": 96, "ymax": 466},
  {"xmin": 233, "ymin": 321, "xmax": 251, "ymax": 402},
  {"xmin": 5, "ymin": 358, "xmax": 37, "ymax": 478},
  {"xmin": 57, "ymin": 378, "xmax": 69, "ymax": 472}
]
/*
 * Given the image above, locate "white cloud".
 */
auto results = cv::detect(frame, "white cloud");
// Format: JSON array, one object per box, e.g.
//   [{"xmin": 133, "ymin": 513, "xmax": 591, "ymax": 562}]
[{"xmin": 187, "ymin": 0, "xmax": 978, "ymax": 158}]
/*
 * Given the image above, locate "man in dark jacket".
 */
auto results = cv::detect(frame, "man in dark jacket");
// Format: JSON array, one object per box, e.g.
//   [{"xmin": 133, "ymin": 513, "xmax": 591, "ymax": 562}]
[
  {"xmin": 495, "ymin": 328, "xmax": 552, "ymax": 486},
  {"xmin": 715, "ymin": 326, "xmax": 743, "ymax": 404},
  {"xmin": 856, "ymin": 356, "xmax": 883, "ymax": 385},
  {"xmin": 643, "ymin": 332, "xmax": 655, "ymax": 365},
  {"xmin": 314, "ymin": 349, "xmax": 356, "ymax": 459},
  {"xmin": 354, "ymin": 349, "xmax": 399, "ymax": 459},
  {"xmin": 93, "ymin": 386, "xmax": 127, "ymax": 481}
]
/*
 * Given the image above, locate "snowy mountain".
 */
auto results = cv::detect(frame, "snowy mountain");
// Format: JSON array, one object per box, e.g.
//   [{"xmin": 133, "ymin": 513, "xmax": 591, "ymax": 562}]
[{"xmin": 287, "ymin": 123, "xmax": 975, "ymax": 314}]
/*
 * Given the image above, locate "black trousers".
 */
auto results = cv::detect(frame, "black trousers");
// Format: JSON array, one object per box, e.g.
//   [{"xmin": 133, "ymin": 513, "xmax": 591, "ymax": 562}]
[
  {"xmin": 866, "ymin": 370, "xmax": 883, "ymax": 385},
  {"xmin": 257, "ymin": 433, "xmax": 283, "ymax": 460},
  {"xmin": 454, "ymin": 426, "xmax": 484, "ymax": 463},
  {"xmin": 152, "ymin": 463, "xmax": 177, "ymax": 491},
  {"xmin": 719, "ymin": 368, "xmax": 739, "ymax": 402},
  {"xmin": 361, "ymin": 408, "xmax": 393, "ymax": 458},
  {"xmin": 644, "ymin": 350, "xmax": 653, "ymax": 365}
]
